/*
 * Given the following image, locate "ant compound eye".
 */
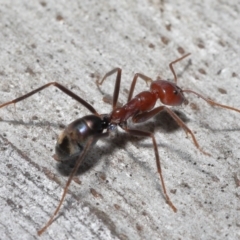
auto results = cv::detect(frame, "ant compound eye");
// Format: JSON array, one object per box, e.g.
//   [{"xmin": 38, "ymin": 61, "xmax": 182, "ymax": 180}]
[{"xmin": 173, "ymin": 90, "xmax": 178, "ymax": 95}]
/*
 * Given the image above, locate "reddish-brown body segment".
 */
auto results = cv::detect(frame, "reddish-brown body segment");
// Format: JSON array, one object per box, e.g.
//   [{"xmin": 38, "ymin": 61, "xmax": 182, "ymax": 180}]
[
  {"xmin": 110, "ymin": 79, "xmax": 188, "ymax": 124},
  {"xmin": 1, "ymin": 53, "xmax": 240, "ymax": 235},
  {"xmin": 111, "ymin": 91, "xmax": 157, "ymax": 123}
]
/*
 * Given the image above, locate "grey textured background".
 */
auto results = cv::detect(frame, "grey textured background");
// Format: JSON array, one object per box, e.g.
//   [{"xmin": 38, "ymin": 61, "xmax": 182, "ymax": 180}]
[{"xmin": 0, "ymin": 1, "xmax": 240, "ymax": 239}]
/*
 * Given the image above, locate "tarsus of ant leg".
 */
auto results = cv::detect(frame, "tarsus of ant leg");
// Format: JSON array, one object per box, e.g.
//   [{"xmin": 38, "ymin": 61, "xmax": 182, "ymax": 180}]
[
  {"xmin": 0, "ymin": 82, "xmax": 98, "ymax": 115},
  {"xmin": 183, "ymin": 89, "xmax": 240, "ymax": 113},
  {"xmin": 128, "ymin": 73, "xmax": 153, "ymax": 102},
  {"xmin": 151, "ymin": 133, "xmax": 177, "ymax": 212},
  {"xmin": 169, "ymin": 53, "xmax": 191, "ymax": 83},
  {"xmin": 133, "ymin": 106, "xmax": 210, "ymax": 156},
  {"xmin": 121, "ymin": 127, "xmax": 177, "ymax": 212},
  {"xmin": 96, "ymin": 68, "xmax": 122, "ymax": 110},
  {"xmin": 37, "ymin": 137, "xmax": 94, "ymax": 236}
]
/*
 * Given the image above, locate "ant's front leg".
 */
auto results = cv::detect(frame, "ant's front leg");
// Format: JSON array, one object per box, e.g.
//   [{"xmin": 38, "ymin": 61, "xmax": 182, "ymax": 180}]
[
  {"xmin": 37, "ymin": 131, "xmax": 110, "ymax": 235},
  {"xmin": 132, "ymin": 106, "xmax": 210, "ymax": 156},
  {"xmin": 169, "ymin": 53, "xmax": 191, "ymax": 83}
]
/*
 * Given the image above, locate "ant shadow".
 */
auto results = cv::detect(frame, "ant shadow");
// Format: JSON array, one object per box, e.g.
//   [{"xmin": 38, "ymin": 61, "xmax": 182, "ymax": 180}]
[
  {"xmin": 0, "ymin": 119, "xmax": 63, "ymax": 129},
  {"xmin": 1, "ymin": 110, "xmax": 224, "ymax": 204},
  {"xmin": 55, "ymin": 144, "xmax": 111, "ymax": 177},
  {"xmin": 1, "ymin": 108, "xmax": 227, "ymax": 184},
  {"xmin": 55, "ymin": 109, "xmax": 190, "ymax": 177}
]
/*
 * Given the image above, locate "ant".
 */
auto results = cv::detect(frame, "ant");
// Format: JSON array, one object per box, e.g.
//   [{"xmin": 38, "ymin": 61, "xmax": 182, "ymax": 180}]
[{"xmin": 0, "ymin": 53, "xmax": 240, "ymax": 235}]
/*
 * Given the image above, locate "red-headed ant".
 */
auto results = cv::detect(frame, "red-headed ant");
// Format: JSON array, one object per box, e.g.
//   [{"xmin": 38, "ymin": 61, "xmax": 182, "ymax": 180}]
[{"xmin": 0, "ymin": 53, "xmax": 239, "ymax": 235}]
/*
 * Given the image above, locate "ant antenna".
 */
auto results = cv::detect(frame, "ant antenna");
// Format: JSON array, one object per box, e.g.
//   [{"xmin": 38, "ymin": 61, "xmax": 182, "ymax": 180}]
[{"xmin": 183, "ymin": 89, "xmax": 240, "ymax": 113}]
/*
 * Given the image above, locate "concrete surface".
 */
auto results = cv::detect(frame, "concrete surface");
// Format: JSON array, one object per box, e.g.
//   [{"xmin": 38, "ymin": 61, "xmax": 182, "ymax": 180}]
[{"xmin": 0, "ymin": 0, "xmax": 239, "ymax": 239}]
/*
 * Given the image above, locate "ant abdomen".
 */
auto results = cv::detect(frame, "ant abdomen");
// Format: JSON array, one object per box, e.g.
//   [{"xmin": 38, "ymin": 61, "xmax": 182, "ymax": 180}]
[{"xmin": 54, "ymin": 115, "xmax": 105, "ymax": 163}]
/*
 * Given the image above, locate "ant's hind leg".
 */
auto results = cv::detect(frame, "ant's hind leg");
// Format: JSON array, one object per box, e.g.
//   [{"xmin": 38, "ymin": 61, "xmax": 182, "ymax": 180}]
[
  {"xmin": 0, "ymin": 82, "xmax": 98, "ymax": 115},
  {"xmin": 37, "ymin": 131, "xmax": 110, "ymax": 235},
  {"xmin": 37, "ymin": 137, "xmax": 94, "ymax": 236}
]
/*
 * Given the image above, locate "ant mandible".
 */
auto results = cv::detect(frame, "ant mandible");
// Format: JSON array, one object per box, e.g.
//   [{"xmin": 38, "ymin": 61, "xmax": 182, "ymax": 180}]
[{"xmin": 0, "ymin": 53, "xmax": 240, "ymax": 235}]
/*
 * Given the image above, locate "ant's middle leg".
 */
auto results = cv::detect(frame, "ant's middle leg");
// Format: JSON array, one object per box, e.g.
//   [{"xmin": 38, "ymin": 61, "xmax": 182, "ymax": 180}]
[
  {"xmin": 0, "ymin": 82, "xmax": 98, "ymax": 115},
  {"xmin": 127, "ymin": 73, "xmax": 153, "ymax": 102},
  {"xmin": 96, "ymin": 68, "xmax": 122, "ymax": 110},
  {"xmin": 121, "ymin": 125, "xmax": 177, "ymax": 212},
  {"xmin": 132, "ymin": 106, "xmax": 210, "ymax": 156}
]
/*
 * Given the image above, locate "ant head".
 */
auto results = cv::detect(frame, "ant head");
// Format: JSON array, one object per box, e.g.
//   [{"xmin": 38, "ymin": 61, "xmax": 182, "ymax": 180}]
[{"xmin": 151, "ymin": 80, "xmax": 188, "ymax": 106}]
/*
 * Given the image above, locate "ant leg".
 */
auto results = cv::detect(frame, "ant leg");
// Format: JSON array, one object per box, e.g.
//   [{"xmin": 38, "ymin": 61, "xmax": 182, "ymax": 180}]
[
  {"xmin": 183, "ymin": 89, "xmax": 240, "ymax": 114},
  {"xmin": 128, "ymin": 73, "xmax": 153, "ymax": 102},
  {"xmin": 121, "ymin": 126, "xmax": 177, "ymax": 212},
  {"xmin": 132, "ymin": 106, "xmax": 210, "ymax": 156},
  {"xmin": 37, "ymin": 131, "xmax": 109, "ymax": 236},
  {"xmin": 96, "ymin": 68, "xmax": 122, "ymax": 110},
  {"xmin": 0, "ymin": 82, "xmax": 98, "ymax": 115},
  {"xmin": 169, "ymin": 53, "xmax": 191, "ymax": 83},
  {"xmin": 37, "ymin": 137, "xmax": 93, "ymax": 235}
]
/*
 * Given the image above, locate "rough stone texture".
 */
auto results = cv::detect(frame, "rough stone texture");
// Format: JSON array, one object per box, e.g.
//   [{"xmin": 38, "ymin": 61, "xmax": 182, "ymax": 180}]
[{"xmin": 0, "ymin": 1, "xmax": 239, "ymax": 239}]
